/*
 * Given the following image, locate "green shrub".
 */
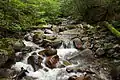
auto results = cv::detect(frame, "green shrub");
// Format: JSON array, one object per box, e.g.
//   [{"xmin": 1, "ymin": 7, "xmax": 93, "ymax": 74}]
[{"xmin": 0, "ymin": 0, "xmax": 61, "ymax": 32}]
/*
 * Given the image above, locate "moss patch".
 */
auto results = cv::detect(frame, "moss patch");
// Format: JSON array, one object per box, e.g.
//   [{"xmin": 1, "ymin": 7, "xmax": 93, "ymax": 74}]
[
  {"xmin": 103, "ymin": 21, "xmax": 120, "ymax": 38},
  {"xmin": 0, "ymin": 38, "xmax": 23, "ymax": 55}
]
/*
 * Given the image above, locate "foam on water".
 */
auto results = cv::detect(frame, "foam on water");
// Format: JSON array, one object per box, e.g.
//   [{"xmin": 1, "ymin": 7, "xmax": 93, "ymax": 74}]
[
  {"xmin": 12, "ymin": 40, "xmax": 82, "ymax": 80},
  {"xmin": 12, "ymin": 62, "xmax": 82, "ymax": 80},
  {"xmin": 57, "ymin": 48, "xmax": 78, "ymax": 60},
  {"xmin": 22, "ymin": 49, "xmax": 44, "ymax": 64},
  {"xmin": 26, "ymin": 68, "xmax": 60, "ymax": 80},
  {"xmin": 11, "ymin": 62, "xmax": 34, "ymax": 72}
]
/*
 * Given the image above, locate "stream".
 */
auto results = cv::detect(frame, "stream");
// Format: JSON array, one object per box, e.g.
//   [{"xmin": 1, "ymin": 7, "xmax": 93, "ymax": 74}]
[{"xmin": 10, "ymin": 25, "xmax": 114, "ymax": 80}]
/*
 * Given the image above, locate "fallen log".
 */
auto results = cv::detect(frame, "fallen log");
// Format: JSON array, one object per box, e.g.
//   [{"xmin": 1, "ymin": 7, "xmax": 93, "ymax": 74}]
[{"xmin": 103, "ymin": 21, "xmax": 120, "ymax": 38}]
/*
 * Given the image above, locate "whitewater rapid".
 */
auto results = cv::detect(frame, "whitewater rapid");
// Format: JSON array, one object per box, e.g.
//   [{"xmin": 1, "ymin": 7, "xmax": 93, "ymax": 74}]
[{"xmin": 11, "ymin": 40, "xmax": 83, "ymax": 80}]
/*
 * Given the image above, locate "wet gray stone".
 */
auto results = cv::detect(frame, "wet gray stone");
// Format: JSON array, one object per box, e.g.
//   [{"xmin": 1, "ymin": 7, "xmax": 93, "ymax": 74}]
[
  {"xmin": 96, "ymin": 48, "xmax": 105, "ymax": 56},
  {"xmin": 0, "ymin": 68, "xmax": 14, "ymax": 78},
  {"xmin": 27, "ymin": 53, "xmax": 43, "ymax": 71}
]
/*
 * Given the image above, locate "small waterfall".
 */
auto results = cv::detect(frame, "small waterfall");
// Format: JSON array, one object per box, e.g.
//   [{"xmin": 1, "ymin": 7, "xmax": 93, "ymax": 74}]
[
  {"xmin": 57, "ymin": 49, "xmax": 78, "ymax": 60},
  {"xmin": 59, "ymin": 40, "xmax": 75, "ymax": 49},
  {"xmin": 12, "ymin": 28, "xmax": 109, "ymax": 80},
  {"xmin": 11, "ymin": 62, "xmax": 34, "ymax": 72},
  {"xmin": 12, "ymin": 39, "xmax": 82, "ymax": 80}
]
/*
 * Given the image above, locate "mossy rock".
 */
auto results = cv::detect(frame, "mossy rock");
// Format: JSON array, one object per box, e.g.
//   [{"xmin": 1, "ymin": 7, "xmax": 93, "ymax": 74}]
[
  {"xmin": 52, "ymin": 25, "xmax": 59, "ymax": 33},
  {"xmin": 45, "ymin": 35, "xmax": 57, "ymax": 40},
  {"xmin": 0, "ymin": 38, "xmax": 25, "ymax": 54},
  {"xmin": 41, "ymin": 39, "xmax": 62, "ymax": 48},
  {"xmin": 33, "ymin": 30, "xmax": 44, "ymax": 35},
  {"xmin": 0, "ymin": 49, "xmax": 16, "ymax": 68},
  {"xmin": 0, "ymin": 49, "xmax": 9, "ymax": 55},
  {"xmin": 51, "ymin": 39, "xmax": 62, "ymax": 48},
  {"xmin": 0, "ymin": 38, "xmax": 15, "ymax": 55},
  {"xmin": 0, "ymin": 38, "xmax": 16, "ymax": 49},
  {"xmin": 38, "ymin": 49, "xmax": 57, "ymax": 57},
  {"xmin": 33, "ymin": 30, "xmax": 44, "ymax": 39},
  {"xmin": 12, "ymin": 39, "xmax": 25, "ymax": 51},
  {"xmin": 33, "ymin": 32, "xmax": 45, "ymax": 44}
]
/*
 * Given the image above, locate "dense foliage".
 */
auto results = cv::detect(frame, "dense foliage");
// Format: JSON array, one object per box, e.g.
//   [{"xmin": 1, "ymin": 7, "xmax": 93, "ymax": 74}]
[
  {"xmin": 60, "ymin": 0, "xmax": 120, "ymax": 23},
  {"xmin": 0, "ymin": 0, "xmax": 120, "ymax": 32},
  {"xmin": 0, "ymin": 0, "xmax": 60, "ymax": 31}
]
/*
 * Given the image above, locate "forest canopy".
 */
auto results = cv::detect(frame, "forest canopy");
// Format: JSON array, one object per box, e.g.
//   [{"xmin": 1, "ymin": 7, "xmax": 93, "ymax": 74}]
[
  {"xmin": 0, "ymin": 0, "xmax": 120, "ymax": 32},
  {"xmin": 0, "ymin": 0, "xmax": 60, "ymax": 31}
]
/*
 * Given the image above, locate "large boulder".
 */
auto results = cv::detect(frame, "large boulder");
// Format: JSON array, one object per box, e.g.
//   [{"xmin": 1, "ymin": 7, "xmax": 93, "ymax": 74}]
[
  {"xmin": 40, "ymin": 39, "xmax": 62, "ymax": 49},
  {"xmin": 16, "ymin": 47, "xmax": 34, "ymax": 62},
  {"xmin": 27, "ymin": 52, "xmax": 43, "ymax": 71},
  {"xmin": 0, "ymin": 49, "xmax": 15, "ymax": 68},
  {"xmin": 0, "ymin": 38, "xmax": 25, "ymax": 52},
  {"xmin": 32, "ymin": 31, "xmax": 44, "ymax": 44},
  {"xmin": 38, "ymin": 48, "xmax": 57, "ymax": 57},
  {"xmin": 13, "ymin": 40, "xmax": 25, "ymax": 52},
  {"xmin": 72, "ymin": 38, "xmax": 83, "ymax": 50},
  {"xmin": 44, "ymin": 34, "xmax": 57, "ymax": 40},
  {"xmin": 79, "ymin": 49, "xmax": 95, "ymax": 61},
  {"xmin": 45, "ymin": 55, "xmax": 59, "ymax": 69},
  {"xmin": 21, "ymin": 46, "xmax": 33, "ymax": 54},
  {"xmin": 0, "ymin": 68, "xmax": 14, "ymax": 78},
  {"xmin": 51, "ymin": 39, "xmax": 63, "ymax": 49},
  {"xmin": 39, "ymin": 39, "xmax": 52, "ymax": 48},
  {"xmin": 0, "ymin": 38, "xmax": 24, "ymax": 68}
]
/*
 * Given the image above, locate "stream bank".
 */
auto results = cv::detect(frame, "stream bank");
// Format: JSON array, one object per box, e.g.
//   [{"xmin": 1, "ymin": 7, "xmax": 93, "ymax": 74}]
[{"xmin": 0, "ymin": 21, "xmax": 120, "ymax": 80}]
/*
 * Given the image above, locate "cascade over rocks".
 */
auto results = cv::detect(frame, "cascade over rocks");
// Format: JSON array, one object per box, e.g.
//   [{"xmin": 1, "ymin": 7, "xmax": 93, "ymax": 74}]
[
  {"xmin": 27, "ymin": 52, "xmax": 43, "ymax": 71},
  {"xmin": 0, "ymin": 38, "xmax": 25, "ymax": 68},
  {"xmin": 1, "ymin": 23, "xmax": 119, "ymax": 80}
]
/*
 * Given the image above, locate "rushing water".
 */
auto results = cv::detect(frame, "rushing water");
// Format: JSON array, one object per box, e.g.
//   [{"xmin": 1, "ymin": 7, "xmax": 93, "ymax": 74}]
[
  {"xmin": 11, "ymin": 28, "xmax": 112, "ymax": 80},
  {"xmin": 11, "ymin": 34, "xmax": 85, "ymax": 80}
]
